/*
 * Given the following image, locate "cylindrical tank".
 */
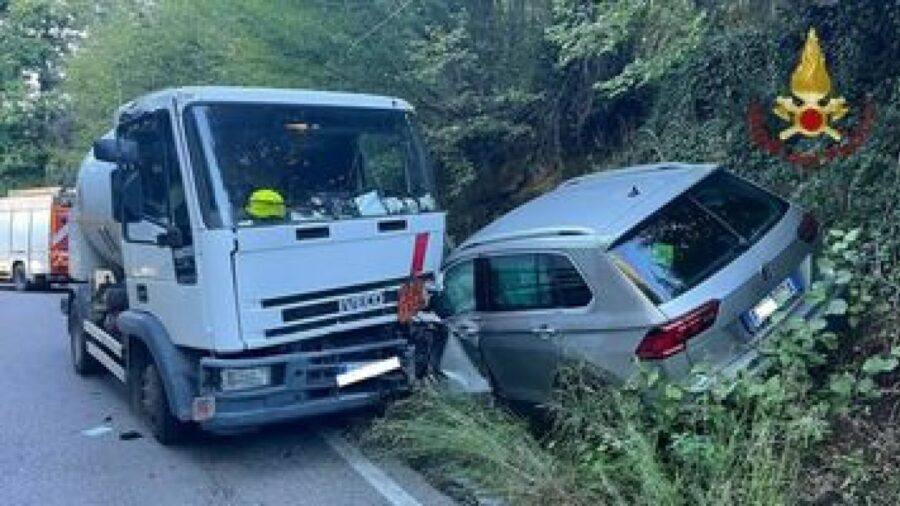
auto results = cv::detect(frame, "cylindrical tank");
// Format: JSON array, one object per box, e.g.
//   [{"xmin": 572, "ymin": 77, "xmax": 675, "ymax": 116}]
[{"xmin": 70, "ymin": 146, "xmax": 123, "ymax": 278}]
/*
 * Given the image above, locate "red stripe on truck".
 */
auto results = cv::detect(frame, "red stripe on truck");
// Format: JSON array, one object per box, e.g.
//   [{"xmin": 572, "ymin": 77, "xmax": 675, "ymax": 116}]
[{"xmin": 411, "ymin": 233, "xmax": 429, "ymax": 275}]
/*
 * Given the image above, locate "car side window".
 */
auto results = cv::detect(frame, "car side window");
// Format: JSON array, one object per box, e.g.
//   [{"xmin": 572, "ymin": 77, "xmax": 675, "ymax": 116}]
[
  {"xmin": 486, "ymin": 253, "xmax": 591, "ymax": 312},
  {"xmin": 441, "ymin": 261, "xmax": 476, "ymax": 316},
  {"xmin": 547, "ymin": 255, "xmax": 593, "ymax": 307}
]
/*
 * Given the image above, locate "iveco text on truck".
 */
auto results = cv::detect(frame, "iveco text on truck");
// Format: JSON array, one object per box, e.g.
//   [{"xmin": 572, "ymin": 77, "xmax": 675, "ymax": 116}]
[{"xmin": 65, "ymin": 87, "xmax": 444, "ymax": 443}]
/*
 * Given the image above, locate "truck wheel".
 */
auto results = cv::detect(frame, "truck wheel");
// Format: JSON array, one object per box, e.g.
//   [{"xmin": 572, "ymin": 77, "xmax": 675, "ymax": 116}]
[
  {"xmin": 12, "ymin": 264, "xmax": 29, "ymax": 292},
  {"xmin": 69, "ymin": 302, "xmax": 100, "ymax": 375},
  {"xmin": 140, "ymin": 361, "xmax": 188, "ymax": 445}
]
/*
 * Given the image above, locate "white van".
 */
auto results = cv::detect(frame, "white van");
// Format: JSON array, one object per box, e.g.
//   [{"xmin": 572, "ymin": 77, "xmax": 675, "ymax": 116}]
[{"xmin": 0, "ymin": 187, "xmax": 72, "ymax": 290}]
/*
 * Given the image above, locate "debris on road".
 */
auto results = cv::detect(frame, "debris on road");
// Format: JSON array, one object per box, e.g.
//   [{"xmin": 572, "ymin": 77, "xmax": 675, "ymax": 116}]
[
  {"xmin": 119, "ymin": 430, "xmax": 143, "ymax": 441},
  {"xmin": 81, "ymin": 425, "xmax": 113, "ymax": 437}
]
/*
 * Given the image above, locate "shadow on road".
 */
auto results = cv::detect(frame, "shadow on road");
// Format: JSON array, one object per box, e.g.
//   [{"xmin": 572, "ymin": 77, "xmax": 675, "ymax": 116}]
[{"xmin": 85, "ymin": 361, "xmax": 383, "ymax": 449}]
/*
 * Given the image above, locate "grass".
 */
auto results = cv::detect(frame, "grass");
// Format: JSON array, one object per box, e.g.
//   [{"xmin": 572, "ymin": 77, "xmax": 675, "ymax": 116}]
[
  {"xmin": 366, "ymin": 374, "xmax": 806, "ymax": 506},
  {"xmin": 365, "ymin": 386, "xmax": 589, "ymax": 505}
]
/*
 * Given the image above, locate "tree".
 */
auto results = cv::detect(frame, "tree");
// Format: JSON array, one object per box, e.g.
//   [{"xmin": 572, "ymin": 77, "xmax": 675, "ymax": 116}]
[{"xmin": 0, "ymin": 0, "xmax": 88, "ymax": 193}]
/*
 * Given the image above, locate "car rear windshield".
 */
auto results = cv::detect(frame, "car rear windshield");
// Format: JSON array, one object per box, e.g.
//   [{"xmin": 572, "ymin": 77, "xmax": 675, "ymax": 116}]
[{"xmin": 609, "ymin": 171, "xmax": 788, "ymax": 304}]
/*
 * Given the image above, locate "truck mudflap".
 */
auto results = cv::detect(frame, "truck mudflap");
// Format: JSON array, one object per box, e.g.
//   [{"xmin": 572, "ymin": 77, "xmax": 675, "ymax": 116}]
[{"xmin": 197, "ymin": 339, "xmax": 415, "ymax": 430}]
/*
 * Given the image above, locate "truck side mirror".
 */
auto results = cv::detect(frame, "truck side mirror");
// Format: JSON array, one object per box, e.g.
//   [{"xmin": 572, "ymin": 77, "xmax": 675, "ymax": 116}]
[{"xmin": 93, "ymin": 138, "xmax": 140, "ymax": 165}]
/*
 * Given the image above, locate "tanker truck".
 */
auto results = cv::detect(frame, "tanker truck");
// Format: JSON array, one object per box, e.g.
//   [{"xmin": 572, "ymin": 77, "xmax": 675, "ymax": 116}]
[{"xmin": 64, "ymin": 87, "xmax": 444, "ymax": 443}]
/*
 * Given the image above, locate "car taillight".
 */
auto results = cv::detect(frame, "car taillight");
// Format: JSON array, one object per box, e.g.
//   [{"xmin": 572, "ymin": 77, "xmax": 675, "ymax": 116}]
[
  {"xmin": 797, "ymin": 212, "xmax": 819, "ymax": 244},
  {"xmin": 636, "ymin": 300, "xmax": 720, "ymax": 360}
]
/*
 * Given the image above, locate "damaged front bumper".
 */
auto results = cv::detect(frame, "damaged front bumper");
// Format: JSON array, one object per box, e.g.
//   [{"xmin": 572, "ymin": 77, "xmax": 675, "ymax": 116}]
[{"xmin": 195, "ymin": 339, "xmax": 415, "ymax": 430}]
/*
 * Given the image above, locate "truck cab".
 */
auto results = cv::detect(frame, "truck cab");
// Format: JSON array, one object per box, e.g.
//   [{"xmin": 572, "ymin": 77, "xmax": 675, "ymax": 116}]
[{"xmin": 67, "ymin": 87, "xmax": 444, "ymax": 443}]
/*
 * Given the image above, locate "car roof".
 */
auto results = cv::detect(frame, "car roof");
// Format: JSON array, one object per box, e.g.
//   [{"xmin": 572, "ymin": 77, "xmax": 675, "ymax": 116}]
[
  {"xmin": 456, "ymin": 162, "xmax": 719, "ymax": 253},
  {"xmin": 117, "ymin": 86, "xmax": 414, "ymax": 119}
]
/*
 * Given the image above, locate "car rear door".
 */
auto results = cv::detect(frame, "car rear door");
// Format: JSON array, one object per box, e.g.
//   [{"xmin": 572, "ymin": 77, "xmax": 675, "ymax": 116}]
[
  {"xmin": 610, "ymin": 170, "xmax": 817, "ymax": 371},
  {"xmin": 673, "ymin": 210, "xmax": 815, "ymax": 368},
  {"xmin": 671, "ymin": 173, "xmax": 816, "ymax": 367}
]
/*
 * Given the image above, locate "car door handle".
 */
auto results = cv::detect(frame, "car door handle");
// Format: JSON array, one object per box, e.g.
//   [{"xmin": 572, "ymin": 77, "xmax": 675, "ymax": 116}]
[
  {"xmin": 531, "ymin": 325, "xmax": 558, "ymax": 339},
  {"xmin": 460, "ymin": 327, "xmax": 479, "ymax": 337},
  {"xmin": 456, "ymin": 321, "xmax": 480, "ymax": 338}
]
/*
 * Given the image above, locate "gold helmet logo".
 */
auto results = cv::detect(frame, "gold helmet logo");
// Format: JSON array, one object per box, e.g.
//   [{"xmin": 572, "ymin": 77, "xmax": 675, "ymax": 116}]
[{"xmin": 773, "ymin": 28, "xmax": 849, "ymax": 140}]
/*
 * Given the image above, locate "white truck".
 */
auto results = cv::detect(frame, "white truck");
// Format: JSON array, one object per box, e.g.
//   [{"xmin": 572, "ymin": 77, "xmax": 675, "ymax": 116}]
[
  {"xmin": 65, "ymin": 87, "xmax": 444, "ymax": 443},
  {"xmin": 0, "ymin": 187, "xmax": 72, "ymax": 290}
]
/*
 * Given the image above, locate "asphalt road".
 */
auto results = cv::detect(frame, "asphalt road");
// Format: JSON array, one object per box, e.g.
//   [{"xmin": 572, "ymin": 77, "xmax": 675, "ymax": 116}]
[{"xmin": 0, "ymin": 290, "xmax": 454, "ymax": 506}]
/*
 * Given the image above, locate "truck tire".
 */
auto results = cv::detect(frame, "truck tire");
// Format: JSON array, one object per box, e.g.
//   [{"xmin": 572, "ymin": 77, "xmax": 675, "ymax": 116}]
[
  {"xmin": 69, "ymin": 302, "xmax": 101, "ymax": 375},
  {"xmin": 12, "ymin": 263, "xmax": 29, "ymax": 292},
  {"xmin": 140, "ymin": 360, "xmax": 188, "ymax": 445}
]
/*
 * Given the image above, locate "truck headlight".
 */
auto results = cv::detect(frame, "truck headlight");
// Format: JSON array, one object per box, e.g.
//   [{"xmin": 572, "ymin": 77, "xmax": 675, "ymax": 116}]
[{"xmin": 220, "ymin": 366, "xmax": 272, "ymax": 392}]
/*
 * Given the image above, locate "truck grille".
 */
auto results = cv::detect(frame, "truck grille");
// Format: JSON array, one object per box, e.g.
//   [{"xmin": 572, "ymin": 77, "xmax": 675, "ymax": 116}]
[
  {"xmin": 260, "ymin": 274, "xmax": 432, "ymax": 339},
  {"xmin": 202, "ymin": 333, "xmax": 415, "ymax": 400}
]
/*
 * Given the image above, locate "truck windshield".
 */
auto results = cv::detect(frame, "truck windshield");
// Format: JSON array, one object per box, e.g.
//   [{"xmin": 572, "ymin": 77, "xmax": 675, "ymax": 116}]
[{"xmin": 184, "ymin": 104, "xmax": 436, "ymax": 227}]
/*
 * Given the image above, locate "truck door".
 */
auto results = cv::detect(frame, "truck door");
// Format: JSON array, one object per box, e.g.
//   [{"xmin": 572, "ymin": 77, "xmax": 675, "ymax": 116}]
[
  {"xmin": 29, "ymin": 208, "xmax": 50, "ymax": 277},
  {"xmin": 118, "ymin": 110, "xmax": 202, "ymax": 347},
  {"xmin": 11, "ymin": 210, "xmax": 30, "ymax": 265}
]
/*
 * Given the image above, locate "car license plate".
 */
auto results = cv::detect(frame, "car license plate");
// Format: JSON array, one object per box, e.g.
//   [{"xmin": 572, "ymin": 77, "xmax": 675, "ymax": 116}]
[
  {"xmin": 336, "ymin": 357, "xmax": 401, "ymax": 387},
  {"xmin": 746, "ymin": 277, "xmax": 800, "ymax": 330}
]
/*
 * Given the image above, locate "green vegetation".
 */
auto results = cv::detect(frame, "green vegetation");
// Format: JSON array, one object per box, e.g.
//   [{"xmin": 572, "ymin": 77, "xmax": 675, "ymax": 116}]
[{"xmin": 1, "ymin": 0, "xmax": 900, "ymax": 502}]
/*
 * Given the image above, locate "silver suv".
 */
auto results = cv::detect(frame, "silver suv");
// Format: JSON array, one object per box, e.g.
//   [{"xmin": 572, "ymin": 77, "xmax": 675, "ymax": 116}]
[{"xmin": 435, "ymin": 163, "xmax": 824, "ymax": 403}]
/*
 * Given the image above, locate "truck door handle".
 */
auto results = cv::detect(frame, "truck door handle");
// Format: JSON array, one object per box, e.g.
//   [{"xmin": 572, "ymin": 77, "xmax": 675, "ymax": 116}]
[{"xmin": 531, "ymin": 325, "xmax": 558, "ymax": 339}]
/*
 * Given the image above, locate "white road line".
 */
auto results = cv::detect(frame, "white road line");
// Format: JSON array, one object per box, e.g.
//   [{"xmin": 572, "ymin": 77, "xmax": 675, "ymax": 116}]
[{"xmin": 319, "ymin": 429, "xmax": 423, "ymax": 506}]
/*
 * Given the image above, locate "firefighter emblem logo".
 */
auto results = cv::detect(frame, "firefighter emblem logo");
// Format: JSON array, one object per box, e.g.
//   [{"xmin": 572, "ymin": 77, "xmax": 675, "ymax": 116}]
[
  {"xmin": 747, "ymin": 28, "xmax": 875, "ymax": 169},
  {"xmin": 773, "ymin": 29, "xmax": 848, "ymax": 141}
]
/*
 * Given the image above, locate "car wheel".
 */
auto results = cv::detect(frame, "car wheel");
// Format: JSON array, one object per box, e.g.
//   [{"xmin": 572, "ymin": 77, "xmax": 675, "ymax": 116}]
[
  {"xmin": 140, "ymin": 361, "xmax": 187, "ymax": 445},
  {"xmin": 12, "ymin": 264, "xmax": 29, "ymax": 292},
  {"xmin": 69, "ymin": 304, "xmax": 101, "ymax": 376}
]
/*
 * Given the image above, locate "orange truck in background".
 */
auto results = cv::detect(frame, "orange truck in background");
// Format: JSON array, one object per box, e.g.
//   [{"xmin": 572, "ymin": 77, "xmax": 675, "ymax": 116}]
[{"xmin": 0, "ymin": 187, "xmax": 73, "ymax": 290}]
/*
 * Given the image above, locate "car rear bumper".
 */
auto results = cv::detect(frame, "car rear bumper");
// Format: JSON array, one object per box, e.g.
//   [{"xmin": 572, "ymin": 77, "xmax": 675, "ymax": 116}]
[
  {"xmin": 687, "ymin": 284, "xmax": 839, "ymax": 392},
  {"xmin": 196, "ymin": 339, "xmax": 415, "ymax": 430}
]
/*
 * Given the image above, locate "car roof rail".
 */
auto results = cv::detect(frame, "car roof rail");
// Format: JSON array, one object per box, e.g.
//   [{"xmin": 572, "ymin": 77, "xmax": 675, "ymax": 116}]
[{"xmin": 460, "ymin": 228, "xmax": 593, "ymax": 251}]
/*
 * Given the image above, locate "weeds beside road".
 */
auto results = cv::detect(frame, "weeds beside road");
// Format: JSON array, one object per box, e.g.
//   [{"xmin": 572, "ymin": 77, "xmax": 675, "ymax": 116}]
[{"xmin": 366, "ymin": 229, "xmax": 900, "ymax": 505}]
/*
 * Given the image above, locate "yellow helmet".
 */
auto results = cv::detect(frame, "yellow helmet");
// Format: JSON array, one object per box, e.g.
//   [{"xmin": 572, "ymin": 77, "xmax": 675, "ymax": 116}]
[{"xmin": 245, "ymin": 188, "xmax": 286, "ymax": 219}]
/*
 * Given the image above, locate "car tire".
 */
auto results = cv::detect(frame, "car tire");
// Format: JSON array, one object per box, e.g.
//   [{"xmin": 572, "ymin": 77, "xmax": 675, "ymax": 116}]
[
  {"xmin": 69, "ymin": 302, "xmax": 101, "ymax": 376},
  {"xmin": 12, "ymin": 264, "xmax": 29, "ymax": 292},
  {"xmin": 140, "ymin": 361, "xmax": 188, "ymax": 445}
]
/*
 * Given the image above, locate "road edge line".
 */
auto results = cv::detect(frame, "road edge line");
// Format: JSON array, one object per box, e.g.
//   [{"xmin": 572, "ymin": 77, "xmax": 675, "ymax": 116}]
[{"xmin": 319, "ymin": 428, "xmax": 424, "ymax": 506}]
